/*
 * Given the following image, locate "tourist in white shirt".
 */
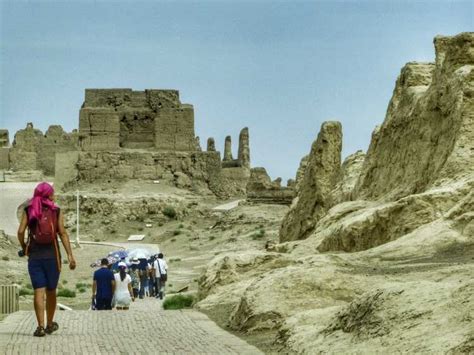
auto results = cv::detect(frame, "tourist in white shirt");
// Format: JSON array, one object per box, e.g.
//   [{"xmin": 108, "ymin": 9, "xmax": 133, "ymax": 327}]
[
  {"xmin": 153, "ymin": 253, "xmax": 168, "ymax": 300},
  {"xmin": 113, "ymin": 262, "xmax": 135, "ymax": 310}
]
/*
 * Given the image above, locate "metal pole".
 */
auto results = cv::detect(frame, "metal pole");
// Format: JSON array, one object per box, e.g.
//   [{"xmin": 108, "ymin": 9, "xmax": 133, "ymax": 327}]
[{"xmin": 76, "ymin": 190, "xmax": 80, "ymax": 247}]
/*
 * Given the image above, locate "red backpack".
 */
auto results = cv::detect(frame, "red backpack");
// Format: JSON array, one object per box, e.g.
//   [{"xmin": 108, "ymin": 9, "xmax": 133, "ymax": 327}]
[{"xmin": 32, "ymin": 208, "xmax": 57, "ymax": 244}]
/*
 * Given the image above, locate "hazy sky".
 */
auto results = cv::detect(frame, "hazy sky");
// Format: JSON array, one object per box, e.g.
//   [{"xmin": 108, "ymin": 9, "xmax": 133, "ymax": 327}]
[{"xmin": 1, "ymin": 1, "xmax": 472, "ymax": 181}]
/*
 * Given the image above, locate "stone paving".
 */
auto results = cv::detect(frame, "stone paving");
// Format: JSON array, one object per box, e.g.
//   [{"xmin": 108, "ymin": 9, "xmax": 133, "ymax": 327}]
[{"xmin": 0, "ymin": 299, "xmax": 262, "ymax": 355}]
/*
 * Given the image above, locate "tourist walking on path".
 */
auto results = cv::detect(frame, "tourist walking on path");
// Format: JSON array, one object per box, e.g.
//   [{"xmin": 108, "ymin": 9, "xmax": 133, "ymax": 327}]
[
  {"xmin": 153, "ymin": 253, "xmax": 168, "ymax": 300},
  {"xmin": 92, "ymin": 258, "xmax": 115, "ymax": 310},
  {"xmin": 113, "ymin": 262, "xmax": 135, "ymax": 310},
  {"xmin": 17, "ymin": 182, "xmax": 76, "ymax": 337},
  {"xmin": 129, "ymin": 258, "xmax": 140, "ymax": 298}
]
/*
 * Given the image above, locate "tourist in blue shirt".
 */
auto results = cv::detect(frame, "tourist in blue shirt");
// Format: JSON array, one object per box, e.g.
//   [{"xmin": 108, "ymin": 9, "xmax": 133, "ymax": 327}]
[{"xmin": 92, "ymin": 258, "xmax": 115, "ymax": 310}]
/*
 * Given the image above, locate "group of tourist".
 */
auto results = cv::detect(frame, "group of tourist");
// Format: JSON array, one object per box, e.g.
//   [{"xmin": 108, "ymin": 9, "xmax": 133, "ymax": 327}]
[
  {"xmin": 17, "ymin": 181, "xmax": 169, "ymax": 337},
  {"xmin": 92, "ymin": 253, "xmax": 168, "ymax": 311}
]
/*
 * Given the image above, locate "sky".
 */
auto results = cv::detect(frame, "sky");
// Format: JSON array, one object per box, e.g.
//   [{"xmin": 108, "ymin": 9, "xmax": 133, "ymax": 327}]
[{"xmin": 0, "ymin": 0, "xmax": 472, "ymax": 182}]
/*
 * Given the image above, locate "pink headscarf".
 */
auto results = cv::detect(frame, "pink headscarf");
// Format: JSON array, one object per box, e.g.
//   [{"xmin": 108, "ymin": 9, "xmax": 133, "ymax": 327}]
[{"xmin": 28, "ymin": 182, "xmax": 58, "ymax": 223}]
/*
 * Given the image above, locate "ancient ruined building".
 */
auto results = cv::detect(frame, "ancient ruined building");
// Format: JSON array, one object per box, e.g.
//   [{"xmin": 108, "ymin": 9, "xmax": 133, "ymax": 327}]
[
  {"xmin": 0, "ymin": 123, "xmax": 78, "ymax": 178},
  {"xmin": 53, "ymin": 89, "xmax": 251, "ymax": 196}
]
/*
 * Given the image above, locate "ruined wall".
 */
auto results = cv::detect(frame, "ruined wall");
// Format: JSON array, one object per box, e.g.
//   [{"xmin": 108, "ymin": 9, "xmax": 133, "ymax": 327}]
[
  {"xmin": 354, "ymin": 33, "xmax": 474, "ymax": 200},
  {"xmin": 246, "ymin": 167, "xmax": 295, "ymax": 204},
  {"xmin": 79, "ymin": 89, "xmax": 196, "ymax": 152},
  {"xmin": 0, "ymin": 130, "xmax": 10, "ymax": 169},
  {"xmin": 8, "ymin": 123, "xmax": 77, "ymax": 175}
]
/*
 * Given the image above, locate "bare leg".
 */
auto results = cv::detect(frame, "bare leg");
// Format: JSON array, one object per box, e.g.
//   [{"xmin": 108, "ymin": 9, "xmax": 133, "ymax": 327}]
[
  {"xmin": 33, "ymin": 288, "xmax": 46, "ymax": 327},
  {"xmin": 46, "ymin": 289, "xmax": 57, "ymax": 326}
]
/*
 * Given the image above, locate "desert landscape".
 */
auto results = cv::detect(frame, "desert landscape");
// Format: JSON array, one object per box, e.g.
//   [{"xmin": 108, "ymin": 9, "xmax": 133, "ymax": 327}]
[{"xmin": 0, "ymin": 32, "xmax": 473, "ymax": 354}]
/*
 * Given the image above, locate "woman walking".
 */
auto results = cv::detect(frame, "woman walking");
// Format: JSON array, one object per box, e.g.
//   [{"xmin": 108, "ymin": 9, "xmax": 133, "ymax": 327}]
[
  {"xmin": 113, "ymin": 262, "xmax": 135, "ymax": 310},
  {"xmin": 17, "ymin": 182, "xmax": 76, "ymax": 336}
]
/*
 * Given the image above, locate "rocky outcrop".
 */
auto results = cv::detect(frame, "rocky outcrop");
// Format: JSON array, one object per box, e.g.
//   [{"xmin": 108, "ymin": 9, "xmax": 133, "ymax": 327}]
[
  {"xmin": 332, "ymin": 150, "xmax": 365, "ymax": 204},
  {"xmin": 354, "ymin": 33, "xmax": 474, "ymax": 201},
  {"xmin": 294, "ymin": 155, "xmax": 309, "ymax": 193},
  {"xmin": 279, "ymin": 121, "xmax": 342, "ymax": 242}
]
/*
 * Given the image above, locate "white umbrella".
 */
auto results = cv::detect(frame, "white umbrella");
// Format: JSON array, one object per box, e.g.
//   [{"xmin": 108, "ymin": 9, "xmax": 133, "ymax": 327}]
[{"xmin": 127, "ymin": 248, "xmax": 155, "ymax": 259}]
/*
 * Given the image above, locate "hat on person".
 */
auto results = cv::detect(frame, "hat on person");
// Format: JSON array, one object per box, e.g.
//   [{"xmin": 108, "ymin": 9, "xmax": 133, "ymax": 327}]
[
  {"xmin": 131, "ymin": 257, "xmax": 139, "ymax": 265},
  {"xmin": 118, "ymin": 261, "xmax": 127, "ymax": 268}
]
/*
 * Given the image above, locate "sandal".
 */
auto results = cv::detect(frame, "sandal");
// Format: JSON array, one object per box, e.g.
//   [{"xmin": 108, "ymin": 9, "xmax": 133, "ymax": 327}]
[
  {"xmin": 45, "ymin": 322, "xmax": 59, "ymax": 334},
  {"xmin": 33, "ymin": 326, "xmax": 46, "ymax": 337}
]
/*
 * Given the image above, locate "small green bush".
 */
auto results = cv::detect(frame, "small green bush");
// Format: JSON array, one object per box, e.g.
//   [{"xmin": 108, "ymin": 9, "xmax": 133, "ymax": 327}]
[
  {"xmin": 2, "ymin": 256, "xmax": 10, "ymax": 261},
  {"xmin": 25, "ymin": 283, "xmax": 33, "ymax": 289},
  {"xmin": 163, "ymin": 206, "xmax": 177, "ymax": 219},
  {"xmin": 173, "ymin": 230, "xmax": 182, "ymax": 236},
  {"xmin": 75, "ymin": 282, "xmax": 89, "ymax": 289},
  {"xmin": 19, "ymin": 288, "xmax": 34, "ymax": 296},
  {"xmin": 251, "ymin": 229, "xmax": 266, "ymax": 240},
  {"xmin": 158, "ymin": 222, "xmax": 164, "ymax": 227},
  {"xmin": 62, "ymin": 280, "xmax": 68, "ymax": 285},
  {"xmin": 178, "ymin": 223, "xmax": 184, "ymax": 229},
  {"xmin": 163, "ymin": 294, "xmax": 194, "ymax": 310},
  {"xmin": 170, "ymin": 238, "xmax": 176, "ymax": 242},
  {"xmin": 209, "ymin": 235, "xmax": 215, "ymax": 241},
  {"xmin": 228, "ymin": 237, "xmax": 237, "ymax": 243},
  {"xmin": 170, "ymin": 258, "xmax": 181, "ymax": 263},
  {"xmin": 57, "ymin": 288, "xmax": 76, "ymax": 298},
  {"xmin": 78, "ymin": 288, "xmax": 86, "ymax": 293}
]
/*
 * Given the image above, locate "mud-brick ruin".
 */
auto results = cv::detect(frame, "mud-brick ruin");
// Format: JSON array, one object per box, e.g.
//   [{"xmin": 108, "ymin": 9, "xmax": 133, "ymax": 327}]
[{"xmin": 1, "ymin": 88, "xmax": 288, "ymax": 198}]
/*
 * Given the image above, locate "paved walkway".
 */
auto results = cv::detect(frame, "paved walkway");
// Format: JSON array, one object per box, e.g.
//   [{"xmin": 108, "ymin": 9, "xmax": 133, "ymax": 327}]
[
  {"xmin": 0, "ymin": 299, "xmax": 261, "ymax": 355},
  {"xmin": 0, "ymin": 182, "xmax": 39, "ymax": 236}
]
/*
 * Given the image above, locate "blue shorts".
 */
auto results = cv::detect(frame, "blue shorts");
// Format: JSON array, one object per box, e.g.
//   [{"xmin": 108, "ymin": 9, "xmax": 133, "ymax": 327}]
[{"xmin": 28, "ymin": 258, "xmax": 60, "ymax": 290}]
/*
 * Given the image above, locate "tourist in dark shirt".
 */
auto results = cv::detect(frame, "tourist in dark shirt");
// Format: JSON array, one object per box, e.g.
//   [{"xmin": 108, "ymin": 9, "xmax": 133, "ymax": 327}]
[
  {"xmin": 17, "ymin": 182, "xmax": 76, "ymax": 337},
  {"xmin": 92, "ymin": 258, "xmax": 116, "ymax": 310}
]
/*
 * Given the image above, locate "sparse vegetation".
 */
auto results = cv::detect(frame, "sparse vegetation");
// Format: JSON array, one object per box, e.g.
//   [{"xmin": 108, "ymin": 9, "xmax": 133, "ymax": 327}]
[
  {"xmin": 78, "ymin": 288, "xmax": 86, "ymax": 293},
  {"xmin": 209, "ymin": 235, "xmax": 216, "ymax": 241},
  {"xmin": 178, "ymin": 223, "xmax": 184, "ymax": 229},
  {"xmin": 170, "ymin": 238, "xmax": 176, "ymax": 242},
  {"xmin": 173, "ymin": 230, "xmax": 182, "ymax": 236},
  {"xmin": 75, "ymin": 282, "xmax": 89, "ymax": 289},
  {"xmin": 251, "ymin": 229, "xmax": 266, "ymax": 240},
  {"xmin": 2, "ymin": 256, "xmax": 9, "ymax": 261},
  {"xmin": 170, "ymin": 258, "xmax": 181, "ymax": 263},
  {"xmin": 19, "ymin": 288, "xmax": 34, "ymax": 296},
  {"xmin": 228, "ymin": 237, "xmax": 237, "ymax": 242},
  {"xmin": 57, "ymin": 288, "xmax": 76, "ymax": 298},
  {"xmin": 163, "ymin": 294, "xmax": 194, "ymax": 310},
  {"xmin": 163, "ymin": 206, "xmax": 177, "ymax": 219}
]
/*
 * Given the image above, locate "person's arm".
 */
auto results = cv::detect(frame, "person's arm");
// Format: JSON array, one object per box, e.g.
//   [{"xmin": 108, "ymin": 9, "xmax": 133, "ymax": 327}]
[
  {"xmin": 17, "ymin": 212, "xmax": 28, "ymax": 253},
  {"xmin": 111, "ymin": 279, "xmax": 116, "ymax": 295},
  {"xmin": 127, "ymin": 278, "xmax": 134, "ymax": 301},
  {"xmin": 57, "ymin": 210, "xmax": 76, "ymax": 270},
  {"xmin": 92, "ymin": 280, "xmax": 97, "ymax": 299}
]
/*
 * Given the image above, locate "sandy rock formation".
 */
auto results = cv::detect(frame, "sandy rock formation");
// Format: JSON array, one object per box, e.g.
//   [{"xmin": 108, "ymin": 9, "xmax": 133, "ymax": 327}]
[
  {"xmin": 197, "ymin": 33, "xmax": 474, "ymax": 354},
  {"xmin": 331, "ymin": 150, "xmax": 365, "ymax": 204},
  {"xmin": 279, "ymin": 121, "xmax": 342, "ymax": 242},
  {"xmin": 294, "ymin": 155, "xmax": 309, "ymax": 193},
  {"xmin": 354, "ymin": 33, "xmax": 474, "ymax": 201}
]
